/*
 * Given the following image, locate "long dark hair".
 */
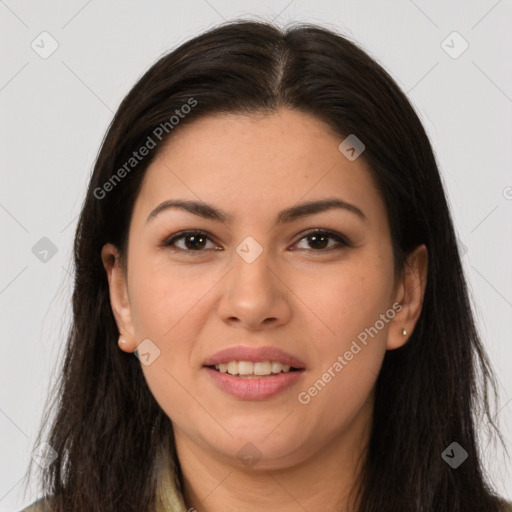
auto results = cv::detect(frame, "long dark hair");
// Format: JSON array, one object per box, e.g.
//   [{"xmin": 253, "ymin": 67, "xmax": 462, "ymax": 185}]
[{"xmin": 23, "ymin": 19, "xmax": 508, "ymax": 511}]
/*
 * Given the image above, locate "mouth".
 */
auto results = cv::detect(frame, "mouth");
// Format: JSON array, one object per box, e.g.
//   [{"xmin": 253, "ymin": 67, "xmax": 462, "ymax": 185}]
[
  {"xmin": 202, "ymin": 345, "xmax": 306, "ymax": 400},
  {"xmin": 205, "ymin": 360, "xmax": 304, "ymax": 378}
]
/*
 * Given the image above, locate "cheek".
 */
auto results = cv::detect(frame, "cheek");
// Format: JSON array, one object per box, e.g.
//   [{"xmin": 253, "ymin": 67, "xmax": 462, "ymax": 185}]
[
  {"xmin": 300, "ymin": 251, "xmax": 394, "ymax": 344},
  {"xmin": 130, "ymin": 282, "xmax": 214, "ymax": 433},
  {"xmin": 296, "ymin": 348, "xmax": 382, "ymax": 447},
  {"xmin": 127, "ymin": 256, "xmax": 219, "ymax": 417},
  {"xmin": 128, "ymin": 252, "xmax": 217, "ymax": 341},
  {"xmin": 294, "ymin": 252, "xmax": 392, "ymax": 423}
]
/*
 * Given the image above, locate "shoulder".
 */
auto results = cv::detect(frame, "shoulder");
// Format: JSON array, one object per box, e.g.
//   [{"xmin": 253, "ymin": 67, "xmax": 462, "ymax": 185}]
[{"xmin": 19, "ymin": 497, "xmax": 52, "ymax": 512}]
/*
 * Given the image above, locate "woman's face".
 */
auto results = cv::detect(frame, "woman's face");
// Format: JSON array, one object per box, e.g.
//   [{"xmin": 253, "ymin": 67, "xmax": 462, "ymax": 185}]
[{"xmin": 103, "ymin": 108, "xmax": 426, "ymax": 470}]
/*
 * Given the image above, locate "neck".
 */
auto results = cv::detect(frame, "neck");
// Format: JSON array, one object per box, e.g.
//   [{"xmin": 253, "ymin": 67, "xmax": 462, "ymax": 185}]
[{"xmin": 174, "ymin": 398, "xmax": 373, "ymax": 512}]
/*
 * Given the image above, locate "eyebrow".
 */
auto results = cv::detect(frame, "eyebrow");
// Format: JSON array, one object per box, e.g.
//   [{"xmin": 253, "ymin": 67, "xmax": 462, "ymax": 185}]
[{"xmin": 146, "ymin": 198, "xmax": 367, "ymax": 225}]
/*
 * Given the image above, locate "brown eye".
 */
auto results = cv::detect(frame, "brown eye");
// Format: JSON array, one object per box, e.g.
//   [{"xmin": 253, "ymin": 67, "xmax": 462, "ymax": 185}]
[
  {"xmin": 181, "ymin": 234, "xmax": 208, "ymax": 250},
  {"xmin": 163, "ymin": 231, "xmax": 218, "ymax": 252},
  {"xmin": 294, "ymin": 230, "xmax": 351, "ymax": 251}
]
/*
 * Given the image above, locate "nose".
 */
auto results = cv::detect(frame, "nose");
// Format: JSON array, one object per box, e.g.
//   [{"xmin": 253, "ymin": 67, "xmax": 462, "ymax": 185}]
[{"xmin": 217, "ymin": 247, "xmax": 292, "ymax": 331}]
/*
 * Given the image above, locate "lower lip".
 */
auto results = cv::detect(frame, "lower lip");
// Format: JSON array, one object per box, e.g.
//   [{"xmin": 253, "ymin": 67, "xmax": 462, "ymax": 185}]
[{"xmin": 204, "ymin": 367, "xmax": 304, "ymax": 400}]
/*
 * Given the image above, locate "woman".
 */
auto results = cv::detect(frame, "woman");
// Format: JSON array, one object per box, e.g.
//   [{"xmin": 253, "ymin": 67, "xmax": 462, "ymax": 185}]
[{"xmin": 21, "ymin": 20, "xmax": 510, "ymax": 512}]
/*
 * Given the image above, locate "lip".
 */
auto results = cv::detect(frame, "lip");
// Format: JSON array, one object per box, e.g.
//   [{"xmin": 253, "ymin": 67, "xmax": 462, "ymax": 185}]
[
  {"xmin": 204, "ymin": 367, "xmax": 305, "ymax": 400},
  {"xmin": 202, "ymin": 346, "xmax": 306, "ymax": 368},
  {"xmin": 202, "ymin": 346, "xmax": 306, "ymax": 401}
]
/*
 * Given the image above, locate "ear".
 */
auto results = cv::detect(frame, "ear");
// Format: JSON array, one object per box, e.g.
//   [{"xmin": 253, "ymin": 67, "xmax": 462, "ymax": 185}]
[
  {"xmin": 387, "ymin": 244, "xmax": 428, "ymax": 350},
  {"xmin": 101, "ymin": 243, "xmax": 136, "ymax": 353}
]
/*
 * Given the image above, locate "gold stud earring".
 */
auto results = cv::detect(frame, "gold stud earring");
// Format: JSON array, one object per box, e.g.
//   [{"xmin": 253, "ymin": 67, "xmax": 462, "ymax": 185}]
[{"xmin": 401, "ymin": 328, "xmax": 408, "ymax": 336}]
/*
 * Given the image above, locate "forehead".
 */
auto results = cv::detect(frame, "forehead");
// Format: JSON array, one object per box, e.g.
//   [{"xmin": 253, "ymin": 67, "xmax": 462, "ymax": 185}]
[{"xmin": 134, "ymin": 108, "xmax": 386, "ymax": 226}]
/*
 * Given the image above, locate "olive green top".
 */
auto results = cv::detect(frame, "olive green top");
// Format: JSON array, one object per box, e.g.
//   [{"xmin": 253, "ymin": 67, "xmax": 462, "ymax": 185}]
[
  {"xmin": 19, "ymin": 495, "xmax": 187, "ymax": 512},
  {"xmin": 19, "ymin": 456, "xmax": 188, "ymax": 512}
]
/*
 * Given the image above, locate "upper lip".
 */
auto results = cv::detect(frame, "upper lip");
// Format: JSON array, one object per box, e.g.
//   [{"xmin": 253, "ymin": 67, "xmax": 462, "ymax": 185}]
[{"xmin": 203, "ymin": 346, "xmax": 306, "ymax": 369}]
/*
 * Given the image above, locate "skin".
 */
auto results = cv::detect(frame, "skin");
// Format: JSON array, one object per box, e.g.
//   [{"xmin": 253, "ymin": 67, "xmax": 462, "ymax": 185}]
[{"xmin": 102, "ymin": 108, "xmax": 428, "ymax": 512}]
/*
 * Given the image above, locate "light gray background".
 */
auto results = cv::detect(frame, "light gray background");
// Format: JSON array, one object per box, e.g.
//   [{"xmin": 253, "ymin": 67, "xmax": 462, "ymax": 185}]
[{"xmin": 1, "ymin": 1, "xmax": 511, "ymax": 510}]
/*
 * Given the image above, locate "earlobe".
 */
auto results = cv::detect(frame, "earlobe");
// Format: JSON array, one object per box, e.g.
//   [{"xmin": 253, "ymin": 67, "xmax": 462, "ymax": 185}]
[
  {"xmin": 387, "ymin": 244, "xmax": 428, "ymax": 350},
  {"xmin": 101, "ymin": 243, "xmax": 137, "ymax": 353}
]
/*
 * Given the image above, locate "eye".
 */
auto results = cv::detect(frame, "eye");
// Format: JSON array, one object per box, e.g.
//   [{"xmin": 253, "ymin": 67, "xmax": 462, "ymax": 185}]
[
  {"xmin": 292, "ymin": 229, "xmax": 352, "ymax": 252},
  {"xmin": 161, "ymin": 228, "xmax": 351, "ymax": 254},
  {"xmin": 161, "ymin": 230, "xmax": 220, "ymax": 252}
]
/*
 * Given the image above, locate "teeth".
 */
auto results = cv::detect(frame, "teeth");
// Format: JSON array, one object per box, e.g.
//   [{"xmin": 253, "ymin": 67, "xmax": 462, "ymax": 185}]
[
  {"xmin": 254, "ymin": 361, "xmax": 271, "ymax": 375},
  {"xmin": 214, "ymin": 360, "xmax": 294, "ymax": 377},
  {"xmin": 238, "ymin": 361, "xmax": 253, "ymax": 375},
  {"xmin": 227, "ymin": 361, "xmax": 238, "ymax": 375},
  {"xmin": 272, "ymin": 361, "xmax": 290, "ymax": 373}
]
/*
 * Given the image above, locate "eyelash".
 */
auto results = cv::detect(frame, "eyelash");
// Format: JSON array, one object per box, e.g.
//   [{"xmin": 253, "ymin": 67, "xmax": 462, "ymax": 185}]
[{"xmin": 160, "ymin": 229, "xmax": 352, "ymax": 254}]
